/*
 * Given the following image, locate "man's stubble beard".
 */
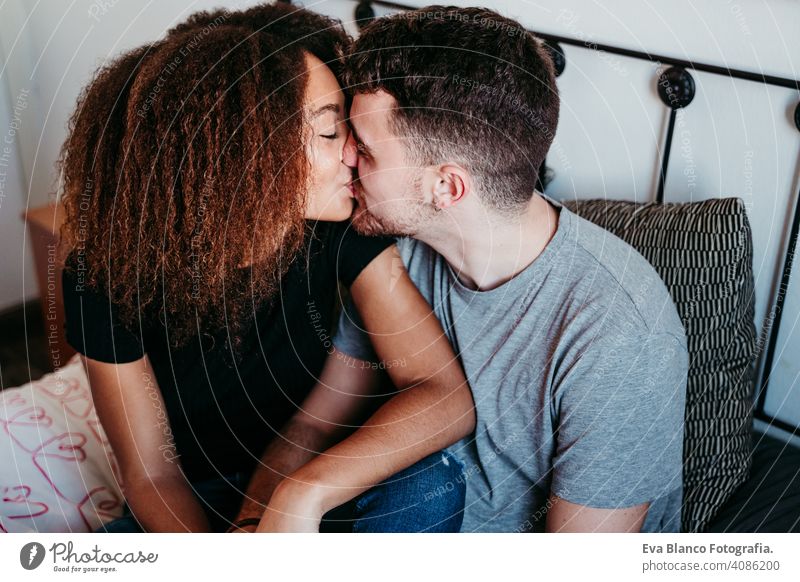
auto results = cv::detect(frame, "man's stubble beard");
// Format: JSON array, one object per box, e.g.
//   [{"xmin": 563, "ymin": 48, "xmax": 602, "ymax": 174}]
[
  {"xmin": 350, "ymin": 178, "xmax": 437, "ymax": 237},
  {"xmin": 350, "ymin": 193, "xmax": 396, "ymax": 236}
]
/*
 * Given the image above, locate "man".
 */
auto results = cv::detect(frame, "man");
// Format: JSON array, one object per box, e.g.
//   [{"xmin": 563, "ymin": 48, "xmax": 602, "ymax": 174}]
[{"xmin": 333, "ymin": 5, "xmax": 688, "ymax": 532}]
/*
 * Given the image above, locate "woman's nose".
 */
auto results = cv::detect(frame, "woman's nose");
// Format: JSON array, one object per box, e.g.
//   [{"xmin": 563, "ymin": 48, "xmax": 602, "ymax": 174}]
[{"xmin": 342, "ymin": 131, "xmax": 358, "ymax": 168}]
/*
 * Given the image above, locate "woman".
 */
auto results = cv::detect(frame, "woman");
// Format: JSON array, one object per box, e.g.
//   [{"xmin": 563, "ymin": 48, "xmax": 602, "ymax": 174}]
[{"xmin": 59, "ymin": 3, "xmax": 474, "ymax": 533}]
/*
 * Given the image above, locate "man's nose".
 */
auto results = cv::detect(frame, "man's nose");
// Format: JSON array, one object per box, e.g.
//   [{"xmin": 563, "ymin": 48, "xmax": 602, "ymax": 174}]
[{"xmin": 342, "ymin": 130, "xmax": 358, "ymax": 169}]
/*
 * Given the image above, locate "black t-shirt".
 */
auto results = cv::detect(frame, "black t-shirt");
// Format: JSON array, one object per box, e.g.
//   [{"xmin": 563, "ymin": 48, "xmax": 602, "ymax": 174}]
[{"xmin": 63, "ymin": 221, "xmax": 393, "ymax": 482}]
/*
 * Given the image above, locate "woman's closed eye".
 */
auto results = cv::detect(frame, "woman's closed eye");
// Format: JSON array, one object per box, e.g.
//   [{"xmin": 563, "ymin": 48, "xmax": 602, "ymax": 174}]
[{"xmin": 320, "ymin": 119, "xmax": 347, "ymax": 140}]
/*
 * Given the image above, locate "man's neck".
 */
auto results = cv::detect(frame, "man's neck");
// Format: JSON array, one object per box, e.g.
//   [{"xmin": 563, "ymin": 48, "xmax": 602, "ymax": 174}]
[{"xmin": 416, "ymin": 193, "xmax": 559, "ymax": 292}]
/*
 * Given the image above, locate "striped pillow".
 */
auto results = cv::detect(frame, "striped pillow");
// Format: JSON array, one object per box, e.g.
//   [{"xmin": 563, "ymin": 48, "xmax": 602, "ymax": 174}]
[{"xmin": 562, "ymin": 197, "xmax": 757, "ymax": 532}]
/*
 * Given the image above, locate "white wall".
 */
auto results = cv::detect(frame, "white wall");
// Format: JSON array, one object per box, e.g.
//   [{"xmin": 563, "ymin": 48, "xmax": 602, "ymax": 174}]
[
  {"xmin": 0, "ymin": 0, "xmax": 798, "ymax": 435},
  {"xmin": 0, "ymin": 31, "xmax": 36, "ymax": 312}
]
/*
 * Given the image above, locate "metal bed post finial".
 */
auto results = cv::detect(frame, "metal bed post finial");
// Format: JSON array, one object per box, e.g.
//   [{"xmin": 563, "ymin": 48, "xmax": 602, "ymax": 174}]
[
  {"xmin": 655, "ymin": 66, "xmax": 695, "ymax": 205},
  {"xmin": 543, "ymin": 41, "xmax": 566, "ymax": 77},
  {"xmin": 355, "ymin": 1, "xmax": 376, "ymax": 30}
]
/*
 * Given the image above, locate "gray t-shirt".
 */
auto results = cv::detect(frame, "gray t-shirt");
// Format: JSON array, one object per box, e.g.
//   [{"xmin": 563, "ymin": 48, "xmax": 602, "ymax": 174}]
[{"xmin": 334, "ymin": 198, "xmax": 688, "ymax": 532}]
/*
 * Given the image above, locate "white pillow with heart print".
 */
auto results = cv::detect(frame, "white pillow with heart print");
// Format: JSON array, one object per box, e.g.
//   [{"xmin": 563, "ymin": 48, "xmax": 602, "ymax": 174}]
[{"xmin": 0, "ymin": 355, "xmax": 123, "ymax": 533}]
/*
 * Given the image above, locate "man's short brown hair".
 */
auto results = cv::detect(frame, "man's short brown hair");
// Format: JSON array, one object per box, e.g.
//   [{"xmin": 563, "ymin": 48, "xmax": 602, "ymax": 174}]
[{"xmin": 345, "ymin": 5, "xmax": 559, "ymax": 214}]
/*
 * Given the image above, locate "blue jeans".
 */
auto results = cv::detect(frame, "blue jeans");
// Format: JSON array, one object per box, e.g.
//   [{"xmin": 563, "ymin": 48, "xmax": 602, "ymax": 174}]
[{"xmin": 96, "ymin": 450, "xmax": 466, "ymax": 533}]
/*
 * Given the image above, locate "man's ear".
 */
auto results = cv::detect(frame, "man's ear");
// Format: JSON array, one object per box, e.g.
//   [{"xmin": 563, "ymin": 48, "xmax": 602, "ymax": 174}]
[{"xmin": 426, "ymin": 163, "xmax": 471, "ymax": 210}]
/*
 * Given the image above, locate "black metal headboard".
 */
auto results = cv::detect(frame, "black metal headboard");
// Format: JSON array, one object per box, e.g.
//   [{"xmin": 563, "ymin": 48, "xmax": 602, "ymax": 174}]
[{"xmin": 347, "ymin": 0, "xmax": 800, "ymax": 436}]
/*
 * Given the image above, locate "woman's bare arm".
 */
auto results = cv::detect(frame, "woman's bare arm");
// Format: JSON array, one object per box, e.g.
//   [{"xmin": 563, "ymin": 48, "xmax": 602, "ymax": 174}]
[
  {"xmin": 83, "ymin": 355, "xmax": 211, "ymax": 532},
  {"xmin": 258, "ymin": 245, "xmax": 475, "ymax": 530},
  {"xmin": 232, "ymin": 348, "xmax": 386, "ymax": 530}
]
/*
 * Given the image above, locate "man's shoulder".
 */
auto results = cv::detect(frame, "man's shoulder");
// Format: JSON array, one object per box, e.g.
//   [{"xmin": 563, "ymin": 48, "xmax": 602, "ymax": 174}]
[{"xmin": 559, "ymin": 207, "xmax": 685, "ymax": 340}]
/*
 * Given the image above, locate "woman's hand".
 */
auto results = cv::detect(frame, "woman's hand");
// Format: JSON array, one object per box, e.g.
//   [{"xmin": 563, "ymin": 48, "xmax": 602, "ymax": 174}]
[{"xmin": 255, "ymin": 480, "xmax": 327, "ymax": 533}]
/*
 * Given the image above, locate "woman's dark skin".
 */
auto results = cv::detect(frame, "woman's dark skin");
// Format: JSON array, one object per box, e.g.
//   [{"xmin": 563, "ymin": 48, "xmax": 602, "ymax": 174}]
[{"xmin": 64, "ymin": 10, "xmax": 475, "ymax": 533}]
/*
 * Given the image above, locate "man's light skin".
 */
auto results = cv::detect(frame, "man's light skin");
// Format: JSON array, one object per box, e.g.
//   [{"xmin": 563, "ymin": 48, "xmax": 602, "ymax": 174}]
[
  {"xmin": 347, "ymin": 92, "xmax": 559, "ymax": 292},
  {"xmin": 347, "ymin": 89, "xmax": 650, "ymax": 532}
]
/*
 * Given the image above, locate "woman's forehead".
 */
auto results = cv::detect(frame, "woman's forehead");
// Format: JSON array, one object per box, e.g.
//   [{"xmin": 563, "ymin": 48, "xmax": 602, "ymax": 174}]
[{"xmin": 304, "ymin": 52, "xmax": 342, "ymax": 111}]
